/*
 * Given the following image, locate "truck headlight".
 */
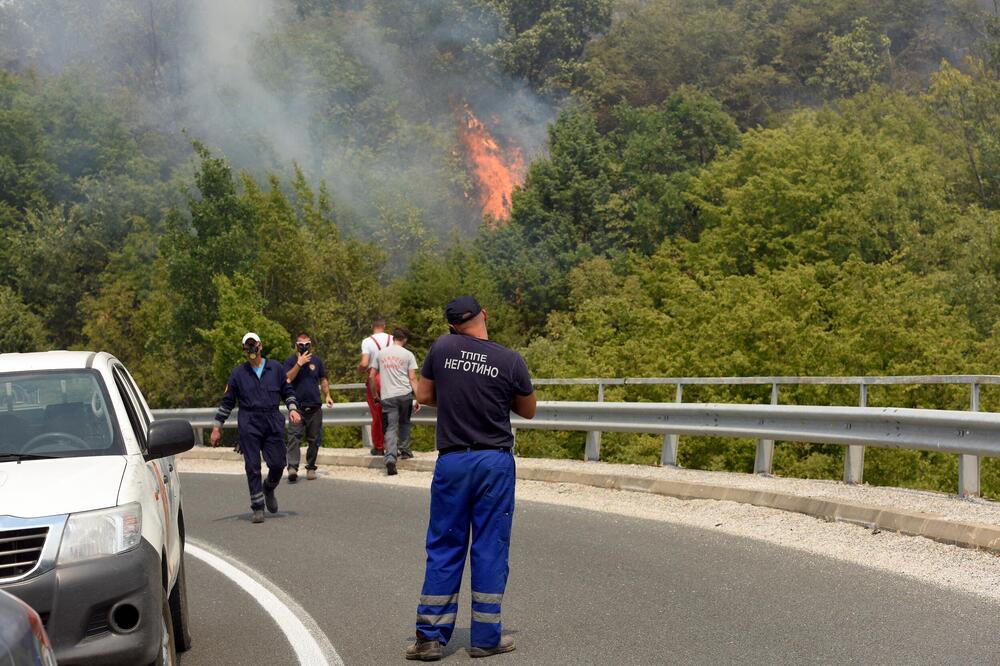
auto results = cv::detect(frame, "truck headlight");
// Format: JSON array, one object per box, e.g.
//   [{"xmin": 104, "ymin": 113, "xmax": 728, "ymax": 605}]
[{"xmin": 58, "ymin": 503, "xmax": 142, "ymax": 564}]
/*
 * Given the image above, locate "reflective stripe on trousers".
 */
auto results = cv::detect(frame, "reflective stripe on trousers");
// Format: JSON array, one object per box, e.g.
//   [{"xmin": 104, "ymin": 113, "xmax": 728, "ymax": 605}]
[{"xmin": 471, "ymin": 591, "xmax": 503, "ymax": 625}]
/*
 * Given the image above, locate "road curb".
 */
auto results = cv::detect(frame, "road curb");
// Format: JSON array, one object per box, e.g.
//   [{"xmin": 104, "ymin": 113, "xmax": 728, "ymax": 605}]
[{"xmin": 180, "ymin": 447, "xmax": 1000, "ymax": 555}]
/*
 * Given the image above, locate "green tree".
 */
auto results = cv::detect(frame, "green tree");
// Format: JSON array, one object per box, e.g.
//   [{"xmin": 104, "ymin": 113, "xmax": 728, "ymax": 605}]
[
  {"xmin": 574, "ymin": 0, "xmax": 991, "ymax": 127},
  {"xmin": 0, "ymin": 71, "xmax": 57, "ymax": 212},
  {"xmin": 926, "ymin": 59, "xmax": 1000, "ymax": 209},
  {"xmin": 484, "ymin": 92, "xmax": 738, "ymax": 332},
  {"xmin": 684, "ymin": 111, "xmax": 955, "ymax": 276},
  {"xmin": 395, "ymin": 241, "xmax": 522, "ymax": 353},
  {"xmin": 523, "ymin": 247, "xmax": 979, "ymax": 472},
  {"xmin": 198, "ymin": 274, "xmax": 291, "ymax": 388},
  {"xmin": 160, "ymin": 144, "xmax": 259, "ymax": 342},
  {"xmin": 486, "ymin": 0, "xmax": 612, "ymax": 90},
  {"xmin": 814, "ymin": 17, "xmax": 891, "ymax": 96},
  {"xmin": 0, "ymin": 286, "xmax": 50, "ymax": 353}
]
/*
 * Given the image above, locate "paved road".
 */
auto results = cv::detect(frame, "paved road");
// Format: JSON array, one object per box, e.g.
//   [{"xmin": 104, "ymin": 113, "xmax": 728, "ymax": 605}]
[{"xmin": 177, "ymin": 472, "xmax": 1000, "ymax": 665}]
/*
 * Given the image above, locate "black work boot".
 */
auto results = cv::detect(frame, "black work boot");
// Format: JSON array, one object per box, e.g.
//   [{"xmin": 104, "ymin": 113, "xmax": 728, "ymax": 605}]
[
  {"xmin": 405, "ymin": 637, "xmax": 442, "ymax": 661},
  {"xmin": 386, "ymin": 461, "xmax": 397, "ymax": 476},
  {"xmin": 287, "ymin": 468, "xmax": 298, "ymax": 483},
  {"xmin": 264, "ymin": 486, "xmax": 278, "ymax": 513},
  {"xmin": 251, "ymin": 509, "xmax": 264, "ymax": 524},
  {"xmin": 469, "ymin": 635, "xmax": 515, "ymax": 658}
]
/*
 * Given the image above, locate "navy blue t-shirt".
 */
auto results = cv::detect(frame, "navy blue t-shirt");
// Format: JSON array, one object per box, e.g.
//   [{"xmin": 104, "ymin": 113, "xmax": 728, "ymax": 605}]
[
  {"xmin": 421, "ymin": 334, "xmax": 533, "ymax": 450},
  {"xmin": 283, "ymin": 354, "xmax": 327, "ymax": 406}
]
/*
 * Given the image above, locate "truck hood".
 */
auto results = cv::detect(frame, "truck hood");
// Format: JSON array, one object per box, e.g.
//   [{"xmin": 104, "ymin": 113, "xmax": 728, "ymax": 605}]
[{"xmin": 0, "ymin": 456, "xmax": 127, "ymax": 518}]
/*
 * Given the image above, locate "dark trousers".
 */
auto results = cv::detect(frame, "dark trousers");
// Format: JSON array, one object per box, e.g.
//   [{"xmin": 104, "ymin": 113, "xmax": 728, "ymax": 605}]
[
  {"xmin": 240, "ymin": 421, "xmax": 286, "ymax": 510},
  {"xmin": 380, "ymin": 394, "xmax": 413, "ymax": 463},
  {"xmin": 286, "ymin": 405, "xmax": 322, "ymax": 471},
  {"xmin": 416, "ymin": 448, "xmax": 515, "ymax": 648}
]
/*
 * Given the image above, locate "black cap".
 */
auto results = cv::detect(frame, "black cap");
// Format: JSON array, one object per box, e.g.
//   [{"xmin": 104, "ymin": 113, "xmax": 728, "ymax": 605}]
[{"xmin": 445, "ymin": 296, "xmax": 482, "ymax": 325}]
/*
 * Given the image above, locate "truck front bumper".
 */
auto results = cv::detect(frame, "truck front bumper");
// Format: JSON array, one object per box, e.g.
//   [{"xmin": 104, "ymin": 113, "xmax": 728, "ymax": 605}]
[{"xmin": 2, "ymin": 539, "xmax": 163, "ymax": 666}]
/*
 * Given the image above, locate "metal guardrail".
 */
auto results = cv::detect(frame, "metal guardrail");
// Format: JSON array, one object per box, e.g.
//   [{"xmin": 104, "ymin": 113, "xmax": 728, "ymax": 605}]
[
  {"xmin": 153, "ymin": 395, "xmax": 1000, "ymax": 498},
  {"xmin": 321, "ymin": 375, "xmax": 998, "ymax": 495},
  {"xmin": 332, "ymin": 375, "xmax": 1000, "ymax": 388}
]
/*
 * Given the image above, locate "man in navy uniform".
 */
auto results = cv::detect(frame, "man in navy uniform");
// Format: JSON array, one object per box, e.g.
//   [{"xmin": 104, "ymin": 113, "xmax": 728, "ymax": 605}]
[
  {"xmin": 284, "ymin": 331, "xmax": 333, "ymax": 482},
  {"xmin": 210, "ymin": 332, "xmax": 302, "ymax": 524},
  {"xmin": 406, "ymin": 297, "xmax": 536, "ymax": 661}
]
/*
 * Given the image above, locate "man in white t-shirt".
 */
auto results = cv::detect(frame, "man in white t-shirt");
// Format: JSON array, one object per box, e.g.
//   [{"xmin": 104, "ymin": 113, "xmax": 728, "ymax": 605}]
[
  {"xmin": 368, "ymin": 327, "xmax": 419, "ymax": 475},
  {"xmin": 358, "ymin": 316, "xmax": 393, "ymax": 455}
]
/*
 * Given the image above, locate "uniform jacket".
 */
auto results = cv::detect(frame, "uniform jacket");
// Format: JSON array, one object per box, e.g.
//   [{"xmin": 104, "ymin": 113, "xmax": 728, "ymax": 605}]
[{"xmin": 213, "ymin": 359, "xmax": 299, "ymax": 435}]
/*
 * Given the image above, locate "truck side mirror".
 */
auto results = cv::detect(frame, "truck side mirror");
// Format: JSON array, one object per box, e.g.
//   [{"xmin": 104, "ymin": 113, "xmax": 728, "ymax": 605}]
[{"xmin": 146, "ymin": 419, "xmax": 196, "ymax": 460}]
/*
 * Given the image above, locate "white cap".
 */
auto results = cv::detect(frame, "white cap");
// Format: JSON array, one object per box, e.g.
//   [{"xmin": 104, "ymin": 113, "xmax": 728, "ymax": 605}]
[{"xmin": 242, "ymin": 332, "xmax": 261, "ymax": 345}]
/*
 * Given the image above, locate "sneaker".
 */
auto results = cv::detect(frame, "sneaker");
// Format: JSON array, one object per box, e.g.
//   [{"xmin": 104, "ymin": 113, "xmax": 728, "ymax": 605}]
[
  {"xmin": 251, "ymin": 510, "xmax": 264, "ymax": 524},
  {"xmin": 264, "ymin": 487, "xmax": 278, "ymax": 514},
  {"xmin": 386, "ymin": 461, "xmax": 397, "ymax": 476},
  {"xmin": 287, "ymin": 469, "xmax": 298, "ymax": 483},
  {"xmin": 371, "ymin": 448, "xmax": 384, "ymax": 456},
  {"xmin": 469, "ymin": 636, "xmax": 515, "ymax": 658},
  {"xmin": 399, "ymin": 451, "xmax": 414, "ymax": 460},
  {"xmin": 306, "ymin": 469, "xmax": 317, "ymax": 481},
  {"xmin": 405, "ymin": 638, "xmax": 442, "ymax": 661}
]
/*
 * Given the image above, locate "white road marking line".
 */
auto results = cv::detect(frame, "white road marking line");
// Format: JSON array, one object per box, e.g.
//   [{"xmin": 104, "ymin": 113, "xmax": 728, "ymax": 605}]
[{"xmin": 186, "ymin": 539, "xmax": 344, "ymax": 666}]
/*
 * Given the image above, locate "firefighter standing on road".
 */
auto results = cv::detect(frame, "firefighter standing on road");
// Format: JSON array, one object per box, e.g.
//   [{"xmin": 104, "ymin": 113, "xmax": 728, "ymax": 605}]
[
  {"xmin": 406, "ymin": 297, "xmax": 536, "ymax": 661},
  {"xmin": 284, "ymin": 332, "xmax": 334, "ymax": 482},
  {"xmin": 210, "ymin": 332, "xmax": 302, "ymax": 524}
]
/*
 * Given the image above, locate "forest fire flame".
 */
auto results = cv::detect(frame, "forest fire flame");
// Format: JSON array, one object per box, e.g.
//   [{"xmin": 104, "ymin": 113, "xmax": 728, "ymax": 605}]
[{"xmin": 458, "ymin": 106, "xmax": 526, "ymax": 223}]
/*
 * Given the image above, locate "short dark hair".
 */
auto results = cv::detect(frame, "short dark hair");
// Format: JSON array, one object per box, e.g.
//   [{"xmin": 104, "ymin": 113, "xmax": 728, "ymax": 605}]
[
  {"xmin": 372, "ymin": 316, "xmax": 386, "ymax": 328},
  {"xmin": 294, "ymin": 332, "xmax": 311, "ymax": 342},
  {"xmin": 392, "ymin": 327, "xmax": 410, "ymax": 342}
]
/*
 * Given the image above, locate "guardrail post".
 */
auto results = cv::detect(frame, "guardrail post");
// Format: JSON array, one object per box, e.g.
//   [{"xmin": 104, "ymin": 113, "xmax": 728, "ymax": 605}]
[
  {"xmin": 362, "ymin": 424, "xmax": 373, "ymax": 450},
  {"xmin": 754, "ymin": 384, "xmax": 779, "ymax": 475},
  {"xmin": 660, "ymin": 384, "xmax": 683, "ymax": 466},
  {"xmin": 195, "ymin": 427, "xmax": 204, "ymax": 447},
  {"xmin": 584, "ymin": 383, "xmax": 604, "ymax": 462},
  {"xmin": 844, "ymin": 384, "xmax": 866, "ymax": 484},
  {"xmin": 959, "ymin": 383, "xmax": 981, "ymax": 497}
]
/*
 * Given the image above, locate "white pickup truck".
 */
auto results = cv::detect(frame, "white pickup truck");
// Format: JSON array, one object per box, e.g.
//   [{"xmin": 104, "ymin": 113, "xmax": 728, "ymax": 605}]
[{"xmin": 0, "ymin": 351, "xmax": 194, "ymax": 665}]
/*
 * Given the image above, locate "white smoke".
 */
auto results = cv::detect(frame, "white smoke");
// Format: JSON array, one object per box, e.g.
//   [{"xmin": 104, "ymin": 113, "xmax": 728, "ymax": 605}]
[{"xmin": 0, "ymin": 0, "xmax": 555, "ymax": 239}]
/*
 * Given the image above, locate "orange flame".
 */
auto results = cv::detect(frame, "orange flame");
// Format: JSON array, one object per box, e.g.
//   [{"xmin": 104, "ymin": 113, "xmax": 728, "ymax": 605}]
[{"xmin": 458, "ymin": 106, "xmax": 526, "ymax": 223}]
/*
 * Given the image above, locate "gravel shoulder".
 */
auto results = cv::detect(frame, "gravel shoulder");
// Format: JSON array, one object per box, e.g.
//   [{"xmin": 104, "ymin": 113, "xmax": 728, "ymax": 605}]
[{"xmin": 179, "ymin": 449, "xmax": 1000, "ymax": 605}]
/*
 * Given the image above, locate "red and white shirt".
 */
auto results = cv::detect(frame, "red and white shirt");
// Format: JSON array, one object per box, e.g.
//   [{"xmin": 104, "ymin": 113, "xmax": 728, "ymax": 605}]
[{"xmin": 361, "ymin": 332, "xmax": 393, "ymax": 360}]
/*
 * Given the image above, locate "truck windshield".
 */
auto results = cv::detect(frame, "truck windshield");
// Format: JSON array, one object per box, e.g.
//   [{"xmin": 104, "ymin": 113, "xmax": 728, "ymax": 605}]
[{"xmin": 0, "ymin": 371, "xmax": 122, "ymax": 458}]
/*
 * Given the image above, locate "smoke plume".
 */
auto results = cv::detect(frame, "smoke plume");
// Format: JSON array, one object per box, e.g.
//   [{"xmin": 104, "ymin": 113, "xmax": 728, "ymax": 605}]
[{"xmin": 0, "ymin": 0, "xmax": 554, "ymax": 241}]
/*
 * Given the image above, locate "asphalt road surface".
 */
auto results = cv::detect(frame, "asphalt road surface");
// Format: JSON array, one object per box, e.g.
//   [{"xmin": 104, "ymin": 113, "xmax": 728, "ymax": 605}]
[{"xmin": 177, "ymin": 472, "xmax": 1000, "ymax": 665}]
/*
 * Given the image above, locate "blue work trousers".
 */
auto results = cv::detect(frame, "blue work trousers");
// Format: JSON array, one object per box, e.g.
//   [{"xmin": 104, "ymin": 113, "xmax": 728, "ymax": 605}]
[
  {"xmin": 239, "ymin": 413, "xmax": 286, "ymax": 510},
  {"xmin": 416, "ymin": 448, "xmax": 515, "ymax": 648}
]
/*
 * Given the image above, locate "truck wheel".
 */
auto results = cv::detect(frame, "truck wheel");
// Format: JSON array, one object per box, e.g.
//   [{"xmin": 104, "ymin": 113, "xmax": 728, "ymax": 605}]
[
  {"xmin": 169, "ymin": 554, "xmax": 193, "ymax": 652},
  {"xmin": 150, "ymin": 592, "xmax": 177, "ymax": 666}
]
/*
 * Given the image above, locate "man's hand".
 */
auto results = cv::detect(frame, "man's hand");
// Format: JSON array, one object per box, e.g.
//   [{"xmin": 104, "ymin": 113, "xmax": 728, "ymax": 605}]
[
  {"xmin": 290, "ymin": 410, "xmax": 302, "ymax": 424},
  {"xmin": 210, "ymin": 427, "xmax": 221, "ymax": 446},
  {"xmin": 325, "ymin": 394, "xmax": 334, "ymax": 407},
  {"xmin": 297, "ymin": 352, "xmax": 313, "ymax": 367},
  {"xmin": 413, "ymin": 400, "xmax": 421, "ymax": 413}
]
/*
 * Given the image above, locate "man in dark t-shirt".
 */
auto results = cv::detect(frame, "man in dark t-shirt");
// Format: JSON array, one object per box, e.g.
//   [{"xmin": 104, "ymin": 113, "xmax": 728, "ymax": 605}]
[
  {"xmin": 283, "ymin": 332, "xmax": 333, "ymax": 482},
  {"xmin": 405, "ymin": 296, "xmax": 536, "ymax": 662}
]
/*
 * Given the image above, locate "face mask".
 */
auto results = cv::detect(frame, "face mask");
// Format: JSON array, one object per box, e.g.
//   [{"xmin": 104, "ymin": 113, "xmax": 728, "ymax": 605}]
[
  {"xmin": 243, "ymin": 341, "xmax": 261, "ymax": 360},
  {"xmin": 296, "ymin": 342, "xmax": 311, "ymax": 354}
]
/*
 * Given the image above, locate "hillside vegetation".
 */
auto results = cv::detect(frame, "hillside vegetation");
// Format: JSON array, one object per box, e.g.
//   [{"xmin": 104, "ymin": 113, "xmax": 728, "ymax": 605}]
[{"xmin": 2, "ymin": 0, "xmax": 1000, "ymax": 495}]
